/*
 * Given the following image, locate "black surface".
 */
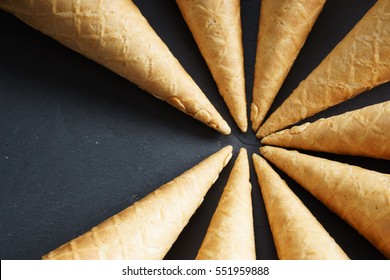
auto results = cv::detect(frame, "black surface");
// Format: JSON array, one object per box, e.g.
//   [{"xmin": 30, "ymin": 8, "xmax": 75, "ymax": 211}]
[{"xmin": 0, "ymin": 0, "xmax": 389, "ymax": 260}]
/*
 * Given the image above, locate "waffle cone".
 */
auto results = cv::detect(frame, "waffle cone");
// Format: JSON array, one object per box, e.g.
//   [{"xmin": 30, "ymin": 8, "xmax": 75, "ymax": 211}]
[
  {"xmin": 262, "ymin": 101, "xmax": 390, "ymax": 160},
  {"xmin": 252, "ymin": 154, "xmax": 349, "ymax": 259},
  {"xmin": 196, "ymin": 149, "xmax": 255, "ymax": 260},
  {"xmin": 260, "ymin": 146, "xmax": 390, "ymax": 258},
  {"xmin": 42, "ymin": 146, "xmax": 233, "ymax": 260},
  {"xmin": 251, "ymin": 0, "xmax": 326, "ymax": 132},
  {"xmin": 176, "ymin": 0, "xmax": 247, "ymax": 132},
  {"xmin": 0, "ymin": 0, "xmax": 230, "ymax": 134},
  {"xmin": 258, "ymin": 0, "xmax": 390, "ymax": 138}
]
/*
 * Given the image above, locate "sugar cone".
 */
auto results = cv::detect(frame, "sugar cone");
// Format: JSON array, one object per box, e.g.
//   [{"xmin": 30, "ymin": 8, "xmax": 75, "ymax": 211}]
[
  {"xmin": 196, "ymin": 148, "xmax": 255, "ymax": 260},
  {"xmin": 42, "ymin": 146, "xmax": 233, "ymax": 260},
  {"xmin": 251, "ymin": 0, "xmax": 326, "ymax": 132},
  {"xmin": 262, "ymin": 101, "xmax": 390, "ymax": 160},
  {"xmin": 260, "ymin": 146, "xmax": 390, "ymax": 258},
  {"xmin": 0, "ymin": 0, "xmax": 230, "ymax": 134},
  {"xmin": 257, "ymin": 0, "xmax": 390, "ymax": 138},
  {"xmin": 176, "ymin": 0, "xmax": 247, "ymax": 132},
  {"xmin": 252, "ymin": 154, "xmax": 349, "ymax": 259}
]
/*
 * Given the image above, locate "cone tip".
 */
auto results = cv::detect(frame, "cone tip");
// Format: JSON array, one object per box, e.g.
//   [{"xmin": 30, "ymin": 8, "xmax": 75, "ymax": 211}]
[
  {"xmin": 259, "ymin": 146, "xmax": 267, "ymax": 154},
  {"xmin": 221, "ymin": 145, "xmax": 233, "ymax": 167},
  {"xmin": 260, "ymin": 136, "xmax": 268, "ymax": 145},
  {"xmin": 238, "ymin": 147, "xmax": 247, "ymax": 155},
  {"xmin": 217, "ymin": 120, "xmax": 232, "ymax": 135},
  {"xmin": 223, "ymin": 145, "xmax": 233, "ymax": 153},
  {"xmin": 259, "ymin": 146, "xmax": 276, "ymax": 157},
  {"xmin": 236, "ymin": 148, "xmax": 249, "ymax": 169},
  {"xmin": 256, "ymin": 123, "xmax": 273, "ymax": 138},
  {"xmin": 250, "ymin": 103, "xmax": 261, "ymax": 132},
  {"xmin": 252, "ymin": 153, "xmax": 267, "ymax": 171},
  {"xmin": 237, "ymin": 121, "xmax": 248, "ymax": 133},
  {"xmin": 256, "ymin": 129, "xmax": 264, "ymax": 139}
]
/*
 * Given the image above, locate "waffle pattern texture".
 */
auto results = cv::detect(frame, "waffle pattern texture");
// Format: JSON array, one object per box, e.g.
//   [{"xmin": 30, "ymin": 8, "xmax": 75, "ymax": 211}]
[
  {"xmin": 251, "ymin": 0, "xmax": 326, "ymax": 132},
  {"xmin": 261, "ymin": 146, "xmax": 390, "ymax": 258},
  {"xmin": 262, "ymin": 101, "xmax": 390, "ymax": 159},
  {"xmin": 43, "ymin": 146, "xmax": 232, "ymax": 259},
  {"xmin": 0, "ymin": 0, "xmax": 230, "ymax": 134},
  {"xmin": 177, "ymin": 0, "xmax": 247, "ymax": 132},
  {"xmin": 258, "ymin": 0, "xmax": 390, "ymax": 137},
  {"xmin": 196, "ymin": 149, "xmax": 256, "ymax": 260}
]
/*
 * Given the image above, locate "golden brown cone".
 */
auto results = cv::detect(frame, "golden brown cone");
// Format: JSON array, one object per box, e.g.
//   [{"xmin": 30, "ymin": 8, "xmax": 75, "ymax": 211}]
[
  {"xmin": 0, "ymin": 0, "xmax": 230, "ymax": 134},
  {"xmin": 42, "ymin": 146, "xmax": 233, "ymax": 260},
  {"xmin": 257, "ymin": 0, "xmax": 390, "ymax": 138},
  {"xmin": 252, "ymin": 154, "xmax": 349, "ymax": 260},
  {"xmin": 251, "ymin": 0, "xmax": 326, "ymax": 132},
  {"xmin": 260, "ymin": 146, "xmax": 390, "ymax": 258},
  {"xmin": 196, "ymin": 148, "xmax": 255, "ymax": 260},
  {"xmin": 176, "ymin": 0, "xmax": 247, "ymax": 132},
  {"xmin": 262, "ymin": 101, "xmax": 390, "ymax": 160}
]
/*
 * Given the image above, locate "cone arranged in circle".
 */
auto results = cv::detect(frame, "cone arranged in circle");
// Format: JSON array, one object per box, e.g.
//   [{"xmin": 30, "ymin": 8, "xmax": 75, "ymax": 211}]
[
  {"xmin": 196, "ymin": 148, "xmax": 256, "ymax": 260},
  {"xmin": 262, "ymin": 101, "xmax": 390, "ymax": 160},
  {"xmin": 258, "ymin": 0, "xmax": 390, "ymax": 138},
  {"xmin": 0, "ymin": 0, "xmax": 230, "ymax": 134},
  {"xmin": 176, "ymin": 0, "xmax": 247, "ymax": 132},
  {"xmin": 260, "ymin": 146, "xmax": 390, "ymax": 258},
  {"xmin": 251, "ymin": 0, "xmax": 326, "ymax": 132},
  {"xmin": 42, "ymin": 146, "xmax": 233, "ymax": 260},
  {"xmin": 252, "ymin": 154, "xmax": 349, "ymax": 259}
]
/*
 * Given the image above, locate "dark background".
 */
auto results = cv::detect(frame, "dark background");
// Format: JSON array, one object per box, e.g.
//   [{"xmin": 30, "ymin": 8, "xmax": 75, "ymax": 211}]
[{"xmin": 0, "ymin": 0, "xmax": 389, "ymax": 260}]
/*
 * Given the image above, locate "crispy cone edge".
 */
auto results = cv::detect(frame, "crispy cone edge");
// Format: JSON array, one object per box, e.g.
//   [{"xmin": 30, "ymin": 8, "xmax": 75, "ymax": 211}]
[
  {"xmin": 261, "ymin": 101, "xmax": 390, "ymax": 160},
  {"xmin": 252, "ymin": 154, "xmax": 349, "ymax": 260},
  {"xmin": 0, "ymin": 0, "xmax": 230, "ymax": 134},
  {"xmin": 257, "ymin": 0, "xmax": 390, "ymax": 138},
  {"xmin": 176, "ymin": 0, "xmax": 247, "ymax": 132},
  {"xmin": 196, "ymin": 148, "xmax": 256, "ymax": 260},
  {"xmin": 42, "ymin": 146, "xmax": 233, "ymax": 260},
  {"xmin": 260, "ymin": 146, "xmax": 390, "ymax": 258},
  {"xmin": 251, "ymin": 0, "xmax": 326, "ymax": 132}
]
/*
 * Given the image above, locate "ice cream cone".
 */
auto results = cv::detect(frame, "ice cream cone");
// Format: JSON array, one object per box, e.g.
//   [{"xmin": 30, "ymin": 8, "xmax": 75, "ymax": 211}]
[
  {"xmin": 262, "ymin": 101, "xmax": 390, "ymax": 160},
  {"xmin": 260, "ymin": 146, "xmax": 390, "ymax": 258},
  {"xmin": 251, "ymin": 0, "xmax": 326, "ymax": 132},
  {"xmin": 258, "ymin": 0, "xmax": 390, "ymax": 138},
  {"xmin": 252, "ymin": 154, "xmax": 349, "ymax": 259},
  {"xmin": 42, "ymin": 146, "xmax": 233, "ymax": 260},
  {"xmin": 176, "ymin": 0, "xmax": 247, "ymax": 132},
  {"xmin": 0, "ymin": 0, "xmax": 230, "ymax": 134},
  {"xmin": 196, "ymin": 148, "xmax": 255, "ymax": 260}
]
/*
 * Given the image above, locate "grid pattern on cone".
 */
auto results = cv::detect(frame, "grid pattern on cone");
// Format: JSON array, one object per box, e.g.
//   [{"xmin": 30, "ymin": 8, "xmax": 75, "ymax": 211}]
[
  {"xmin": 196, "ymin": 150, "xmax": 255, "ymax": 260},
  {"xmin": 262, "ymin": 147, "xmax": 390, "ymax": 258},
  {"xmin": 258, "ymin": 0, "xmax": 390, "ymax": 137},
  {"xmin": 317, "ymin": 164, "xmax": 390, "ymax": 257},
  {"xmin": 262, "ymin": 101, "xmax": 390, "ymax": 159},
  {"xmin": 42, "ymin": 147, "xmax": 232, "ymax": 259},
  {"xmin": 1, "ymin": 0, "xmax": 388, "ymax": 260},
  {"xmin": 43, "ymin": 175, "xmax": 208, "ymax": 259},
  {"xmin": 177, "ymin": 0, "xmax": 247, "ymax": 131},
  {"xmin": 253, "ymin": 155, "xmax": 349, "ymax": 260},
  {"xmin": 251, "ymin": 0, "xmax": 326, "ymax": 131},
  {"xmin": 0, "ymin": 0, "xmax": 229, "ymax": 133}
]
